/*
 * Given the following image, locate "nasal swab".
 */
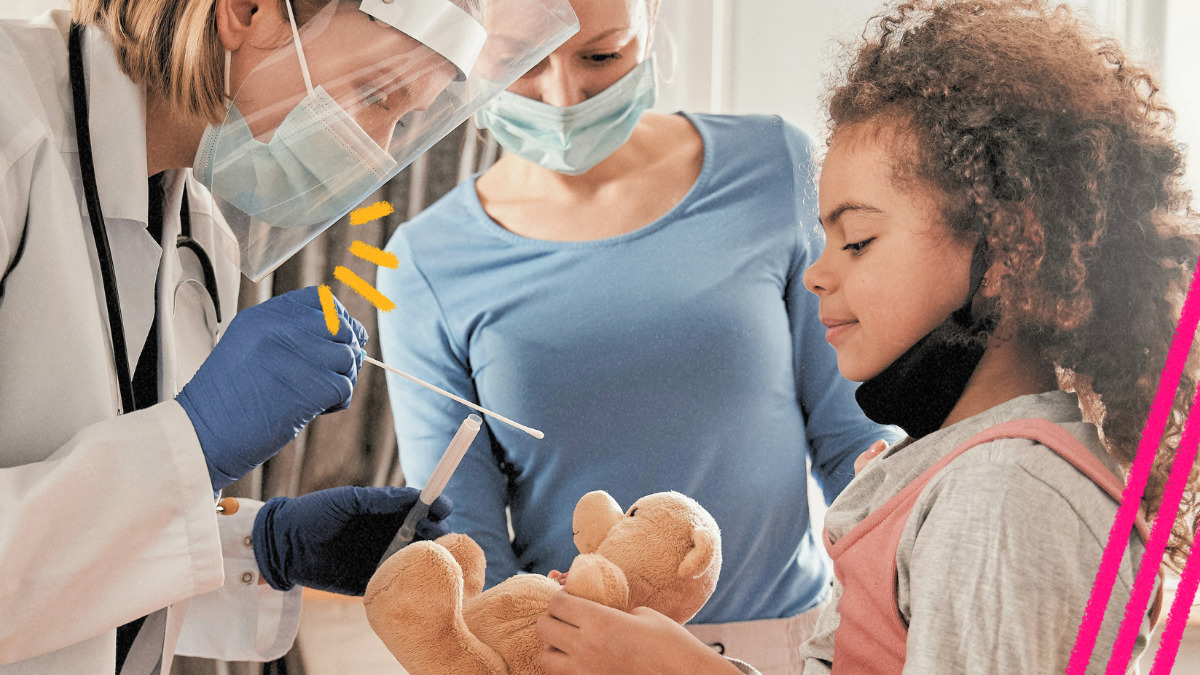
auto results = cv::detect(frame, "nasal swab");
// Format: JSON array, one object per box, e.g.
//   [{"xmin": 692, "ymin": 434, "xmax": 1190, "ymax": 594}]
[
  {"xmin": 361, "ymin": 354, "xmax": 544, "ymax": 439},
  {"xmin": 378, "ymin": 414, "xmax": 482, "ymax": 565}
]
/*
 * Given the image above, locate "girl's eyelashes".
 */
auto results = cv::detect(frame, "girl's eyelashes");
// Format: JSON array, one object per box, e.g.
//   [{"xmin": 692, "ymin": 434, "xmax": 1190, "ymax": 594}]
[{"xmin": 842, "ymin": 237, "xmax": 875, "ymax": 255}]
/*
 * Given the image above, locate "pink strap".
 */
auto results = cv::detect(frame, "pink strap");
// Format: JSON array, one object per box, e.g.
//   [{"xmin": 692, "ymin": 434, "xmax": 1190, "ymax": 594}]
[
  {"xmin": 829, "ymin": 418, "xmax": 1144, "ymax": 553},
  {"xmin": 826, "ymin": 418, "xmax": 1161, "ymax": 675}
]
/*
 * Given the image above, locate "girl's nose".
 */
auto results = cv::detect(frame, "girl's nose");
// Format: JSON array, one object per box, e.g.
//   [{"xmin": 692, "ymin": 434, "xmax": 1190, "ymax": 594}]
[{"xmin": 803, "ymin": 253, "xmax": 833, "ymax": 296}]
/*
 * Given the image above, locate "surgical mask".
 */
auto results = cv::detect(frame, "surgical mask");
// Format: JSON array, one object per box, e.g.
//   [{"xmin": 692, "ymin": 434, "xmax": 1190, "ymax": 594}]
[
  {"xmin": 193, "ymin": 1, "xmax": 397, "ymax": 231},
  {"xmin": 854, "ymin": 239, "xmax": 994, "ymax": 439},
  {"xmin": 475, "ymin": 56, "xmax": 657, "ymax": 176},
  {"xmin": 194, "ymin": 87, "xmax": 397, "ymax": 230}
]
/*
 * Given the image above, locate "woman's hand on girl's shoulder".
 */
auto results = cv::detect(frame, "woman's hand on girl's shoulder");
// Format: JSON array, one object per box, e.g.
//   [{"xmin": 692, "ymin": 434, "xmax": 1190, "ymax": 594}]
[{"xmin": 536, "ymin": 590, "xmax": 744, "ymax": 675}]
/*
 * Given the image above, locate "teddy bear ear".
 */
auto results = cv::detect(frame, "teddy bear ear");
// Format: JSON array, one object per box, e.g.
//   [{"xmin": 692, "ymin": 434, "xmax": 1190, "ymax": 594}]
[{"xmin": 677, "ymin": 525, "xmax": 719, "ymax": 579}]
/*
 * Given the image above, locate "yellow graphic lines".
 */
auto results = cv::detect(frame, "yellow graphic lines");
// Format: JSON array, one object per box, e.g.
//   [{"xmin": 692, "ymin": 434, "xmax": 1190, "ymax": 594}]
[
  {"xmin": 317, "ymin": 284, "xmax": 341, "ymax": 336},
  {"xmin": 349, "ymin": 240, "xmax": 399, "ymax": 269},
  {"xmin": 349, "ymin": 201, "xmax": 395, "ymax": 225},
  {"xmin": 320, "ymin": 200, "xmax": 400, "ymax": 335},
  {"xmin": 334, "ymin": 266, "xmax": 396, "ymax": 313}
]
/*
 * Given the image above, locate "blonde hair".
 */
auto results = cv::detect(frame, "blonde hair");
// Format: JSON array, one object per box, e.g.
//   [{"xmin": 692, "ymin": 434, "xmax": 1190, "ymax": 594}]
[
  {"xmin": 73, "ymin": 0, "xmax": 227, "ymax": 124},
  {"xmin": 72, "ymin": 0, "xmax": 486, "ymax": 125}
]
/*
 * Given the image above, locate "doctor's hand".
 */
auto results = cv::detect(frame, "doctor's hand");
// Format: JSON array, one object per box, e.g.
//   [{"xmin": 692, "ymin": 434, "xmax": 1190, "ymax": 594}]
[
  {"xmin": 252, "ymin": 486, "xmax": 452, "ymax": 596},
  {"xmin": 176, "ymin": 286, "xmax": 368, "ymax": 491},
  {"xmin": 537, "ymin": 592, "xmax": 743, "ymax": 675}
]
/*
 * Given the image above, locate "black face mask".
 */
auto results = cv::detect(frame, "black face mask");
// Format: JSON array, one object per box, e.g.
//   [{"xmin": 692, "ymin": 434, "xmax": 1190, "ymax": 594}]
[{"xmin": 854, "ymin": 240, "xmax": 994, "ymax": 439}]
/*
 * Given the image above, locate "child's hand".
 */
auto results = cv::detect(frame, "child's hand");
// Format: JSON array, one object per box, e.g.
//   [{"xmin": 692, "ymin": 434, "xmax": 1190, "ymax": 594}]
[
  {"xmin": 854, "ymin": 439, "xmax": 889, "ymax": 475},
  {"xmin": 537, "ymin": 590, "xmax": 743, "ymax": 675}
]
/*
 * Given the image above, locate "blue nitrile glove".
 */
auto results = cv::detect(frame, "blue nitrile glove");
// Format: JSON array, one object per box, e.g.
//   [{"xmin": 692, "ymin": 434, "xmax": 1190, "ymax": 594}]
[
  {"xmin": 176, "ymin": 286, "xmax": 368, "ymax": 492},
  {"xmin": 252, "ymin": 486, "xmax": 453, "ymax": 595}
]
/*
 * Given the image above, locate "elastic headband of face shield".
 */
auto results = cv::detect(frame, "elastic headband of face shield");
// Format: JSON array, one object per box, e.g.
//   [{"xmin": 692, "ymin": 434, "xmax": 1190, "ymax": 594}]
[{"xmin": 196, "ymin": 0, "xmax": 579, "ymax": 282}]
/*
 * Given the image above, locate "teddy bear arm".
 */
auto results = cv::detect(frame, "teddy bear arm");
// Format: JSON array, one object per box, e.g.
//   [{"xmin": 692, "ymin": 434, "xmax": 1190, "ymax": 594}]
[{"xmin": 564, "ymin": 553, "xmax": 630, "ymax": 611}]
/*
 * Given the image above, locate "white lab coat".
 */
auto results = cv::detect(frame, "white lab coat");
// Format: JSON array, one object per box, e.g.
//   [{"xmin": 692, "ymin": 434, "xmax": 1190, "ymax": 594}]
[{"xmin": 0, "ymin": 11, "xmax": 301, "ymax": 673}]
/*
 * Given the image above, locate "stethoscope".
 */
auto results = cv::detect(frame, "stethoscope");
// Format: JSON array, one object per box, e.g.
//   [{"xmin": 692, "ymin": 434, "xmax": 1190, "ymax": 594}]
[{"xmin": 68, "ymin": 23, "xmax": 222, "ymax": 413}]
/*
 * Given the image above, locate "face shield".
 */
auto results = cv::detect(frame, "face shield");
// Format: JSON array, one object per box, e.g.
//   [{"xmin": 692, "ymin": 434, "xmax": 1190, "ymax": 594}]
[{"xmin": 194, "ymin": 0, "xmax": 578, "ymax": 281}]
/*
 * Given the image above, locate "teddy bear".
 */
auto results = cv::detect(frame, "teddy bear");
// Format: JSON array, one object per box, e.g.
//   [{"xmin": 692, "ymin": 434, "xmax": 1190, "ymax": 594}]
[{"xmin": 363, "ymin": 490, "xmax": 722, "ymax": 675}]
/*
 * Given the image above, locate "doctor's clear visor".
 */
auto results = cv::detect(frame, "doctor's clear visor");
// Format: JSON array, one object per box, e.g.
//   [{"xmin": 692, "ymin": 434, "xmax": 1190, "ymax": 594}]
[{"xmin": 193, "ymin": 0, "xmax": 578, "ymax": 281}]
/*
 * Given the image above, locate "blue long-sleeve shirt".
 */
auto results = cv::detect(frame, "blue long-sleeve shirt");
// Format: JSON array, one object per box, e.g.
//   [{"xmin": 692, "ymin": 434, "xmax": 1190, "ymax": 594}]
[{"xmin": 377, "ymin": 113, "xmax": 899, "ymax": 623}]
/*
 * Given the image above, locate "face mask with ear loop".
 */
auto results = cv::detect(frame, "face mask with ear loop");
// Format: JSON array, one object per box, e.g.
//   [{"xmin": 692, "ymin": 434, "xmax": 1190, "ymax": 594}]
[
  {"xmin": 193, "ymin": 42, "xmax": 399, "ymax": 233},
  {"xmin": 474, "ymin": 54, "xmax": 658, "ymax": 176},
  {"xmin": 191, "ymin": 0, "xmax": 582, "ymax": 281},
  {"xmin": 853, "ymin": 237, "xmax": 996, "ymax": 439}
]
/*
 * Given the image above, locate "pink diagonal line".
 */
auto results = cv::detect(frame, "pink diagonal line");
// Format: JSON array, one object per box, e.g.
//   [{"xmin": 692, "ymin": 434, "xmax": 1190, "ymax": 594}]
[
  {"xmin": 1106, "ymin": 383, "xmax": 1200, "ymax": 673},
  {"xmin": 1150, "ymin": 530, "xmax": 1200, "ymax": 674},
  {"xmin": 1067, "ymin": 256, "xmax": 1200, "ymax": 674}
]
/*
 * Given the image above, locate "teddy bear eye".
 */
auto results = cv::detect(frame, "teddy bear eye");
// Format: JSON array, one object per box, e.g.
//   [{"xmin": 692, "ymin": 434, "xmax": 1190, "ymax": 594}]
[{"xmin": 628, "ymin": 507, "xmax": 638, "ymax": 517}]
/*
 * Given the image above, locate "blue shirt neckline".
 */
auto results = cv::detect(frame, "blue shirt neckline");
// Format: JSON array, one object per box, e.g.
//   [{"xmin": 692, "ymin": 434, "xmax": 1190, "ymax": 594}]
[{"xmin": 463, "ymin": 111, "xmax": 715, "ymax": 250}]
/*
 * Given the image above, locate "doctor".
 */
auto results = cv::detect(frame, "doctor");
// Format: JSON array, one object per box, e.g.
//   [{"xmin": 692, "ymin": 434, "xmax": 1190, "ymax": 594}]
[{"xmin": 0, "ymin": 0, "xmax": 568, "ymax": 671}]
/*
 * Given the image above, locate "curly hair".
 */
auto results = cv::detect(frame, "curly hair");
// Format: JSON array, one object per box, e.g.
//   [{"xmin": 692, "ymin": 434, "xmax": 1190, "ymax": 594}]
[{"xmin": 827, "ymin": 0, "xmax": 1200, "ymax": 572}]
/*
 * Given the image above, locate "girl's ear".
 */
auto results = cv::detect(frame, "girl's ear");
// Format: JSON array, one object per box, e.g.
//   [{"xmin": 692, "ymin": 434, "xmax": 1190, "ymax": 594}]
[
  {"xmin": 980, "ymin": 260, "xmax": 1004, "ymax": 298},
  {"xmin": 981, "ymin": 205, "xmax": 1044, "ymax": 299}
]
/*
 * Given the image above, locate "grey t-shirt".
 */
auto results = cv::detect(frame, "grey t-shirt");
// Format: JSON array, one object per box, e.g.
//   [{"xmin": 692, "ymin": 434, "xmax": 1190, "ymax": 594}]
[{"xmin": 800, "ymin": 391, "xmax": 1156, "ymax": 674}]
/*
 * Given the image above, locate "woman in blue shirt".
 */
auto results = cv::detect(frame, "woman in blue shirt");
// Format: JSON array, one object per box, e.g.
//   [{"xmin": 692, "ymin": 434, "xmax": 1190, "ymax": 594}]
[{"xmin": 376, "ymin": 1, "xmax": 897, "ymax": 670}]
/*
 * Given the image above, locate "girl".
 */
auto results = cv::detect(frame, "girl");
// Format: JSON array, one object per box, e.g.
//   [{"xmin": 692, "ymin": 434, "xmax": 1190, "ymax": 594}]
[{"xmin": 536, "ymin": 1, "xmax": 1200, "ymax": 673}]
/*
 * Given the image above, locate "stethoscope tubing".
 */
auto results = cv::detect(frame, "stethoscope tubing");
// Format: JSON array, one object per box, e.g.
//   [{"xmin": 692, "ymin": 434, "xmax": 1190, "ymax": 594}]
[
  {"xmin": 69, "ymin": 23, "xmax": 136, "ymax": 414},
  {"xmin": 177, "ymin": 190, "xmax": 222, "ymax": 324},
  {"xmin": 68, "ymin": 23, "xmax": 222, "ymax": 414}
]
